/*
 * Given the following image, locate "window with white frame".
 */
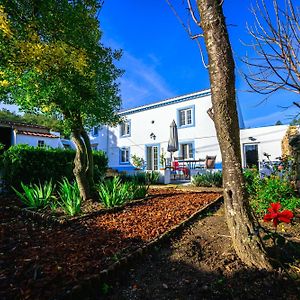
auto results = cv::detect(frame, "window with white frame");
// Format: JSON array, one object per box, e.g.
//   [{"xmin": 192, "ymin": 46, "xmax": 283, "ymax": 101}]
[
  {"xmin": 180, "ymin": 143, "xmax": 193, "ymax": 159},
  {"xmin": 120, "ymin": 120, "xmax": 130, "ymax": 137},
  {"xmin": 178, "ymin": 107, "xmax": 193, "ymax": 127},
  {"xmin": 38, "ymin": 140, "xmax": 45, "ymax": 147},
  {"xmin": 120, "ymin": 147, "xmax": 130, "ymax": 163}
]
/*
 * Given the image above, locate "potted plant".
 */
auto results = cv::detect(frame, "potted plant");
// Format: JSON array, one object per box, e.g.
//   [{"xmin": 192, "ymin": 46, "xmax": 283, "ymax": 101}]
[
  {"xmin": 160, "ymin": 151, "xmax": 166, "ymax": 170},
  {"xmin": 131, "ymin": 154, "xmax": 145, "ymax": 170}
]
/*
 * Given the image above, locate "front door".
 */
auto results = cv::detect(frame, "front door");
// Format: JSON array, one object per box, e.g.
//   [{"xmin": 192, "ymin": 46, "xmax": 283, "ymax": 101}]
[
  {"xmin": 146, "ymin": 145, "xmax": 159, "ymax": 170},
  {"xmin": 244, "ymin": 144, "xmax": 259, "ymax": 168}
]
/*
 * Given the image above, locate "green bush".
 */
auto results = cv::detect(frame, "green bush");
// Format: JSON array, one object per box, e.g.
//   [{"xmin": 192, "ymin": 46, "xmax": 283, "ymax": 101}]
[
  {"xmin": 1, "ymin": 144, "xmax": 107, "ymax": 190},
  {"xmin": 120, "ymin": 171, "xmax": 160, "ymax": 185},
  {"xmin": 58, "ymin": 177, "xmax": 81, "ymax": 216},
  {"xmin": 192, "ymin": 171, "xmax": 223, "ymax": 187},
  {"xmin": 131, "ymin": 183, "xmax": 148, "ymax": 200},
  {"xmin": 145, "ymin": 171, "xmax": 160, "ymax": 184},
  {"xmin": 243, "ymin": 168, "xmax": 262, "ymax": 196},
  {"xmin": 97, "ymin": 176, "xmax": 131, "ymax": 208},
  {"xmin": 12, "ymin": 180, "xmax": 56, "ymax": 209},
  {"xmin": 250, "ymin": 176, "xmax": 299, "ymax": 215}
]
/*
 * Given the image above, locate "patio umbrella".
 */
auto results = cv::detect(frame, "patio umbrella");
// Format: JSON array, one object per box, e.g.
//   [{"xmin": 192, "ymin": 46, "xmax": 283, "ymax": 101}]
[{"xmin": 167, "ymin": 120, "xmax": 179, "ymax": 162}]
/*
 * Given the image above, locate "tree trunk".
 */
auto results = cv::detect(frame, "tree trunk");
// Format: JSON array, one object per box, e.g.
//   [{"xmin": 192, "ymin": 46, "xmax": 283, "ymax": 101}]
[
  {"xmin": 81, "ymin": 127, "xmax": 97, "ymax": 197},
  {"xmin": 197, "ymin": 0, "xmax": 272, "ymax": 269},
  {"xmin": 72, "ymin": 128, "xmax": 92, "ymax": 201}
]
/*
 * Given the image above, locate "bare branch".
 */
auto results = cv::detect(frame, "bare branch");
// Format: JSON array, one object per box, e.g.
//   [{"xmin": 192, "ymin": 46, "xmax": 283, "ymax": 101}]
[
  {"xmin": 165, "ymin": 0, "xmax": 208, "ymax": 68},
  {"xmin": 243, "ymin": 0, "xmax": 300, "ymax": 96}
]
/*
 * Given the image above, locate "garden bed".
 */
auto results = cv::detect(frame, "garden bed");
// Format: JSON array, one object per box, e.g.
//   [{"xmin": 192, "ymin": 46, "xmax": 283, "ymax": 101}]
[{"xmin": 0, "ymin": 188, "xmax": 221, "ymax": 299}]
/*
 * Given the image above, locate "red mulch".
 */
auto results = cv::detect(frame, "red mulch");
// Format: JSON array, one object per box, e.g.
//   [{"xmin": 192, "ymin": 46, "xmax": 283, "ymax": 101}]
[{"xmin": 0, "ymin": 188, "xmax": 220, "ymax": 300}]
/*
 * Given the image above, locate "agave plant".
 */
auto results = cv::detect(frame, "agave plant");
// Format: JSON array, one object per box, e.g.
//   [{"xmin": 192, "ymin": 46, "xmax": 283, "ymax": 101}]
[
  {"xmin": 58, "ymin": 177, "xmax": 81, "ymax": 216},
  {"xmin": 97, "ymin": 176, "xmax": 131, "ymax": 208},
  {"xmin": 12, "ymin": 180, "xmax": 56, "ymax": 209}
]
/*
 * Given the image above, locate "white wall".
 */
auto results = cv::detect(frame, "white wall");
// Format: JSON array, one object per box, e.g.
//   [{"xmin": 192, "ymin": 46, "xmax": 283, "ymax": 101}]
[
  {"xmin": 16, "ymin": 134, "xmax": 61, "ymax": 148},
  {"xmin": 94, "ymin": 90, "xmax": 223, "ymax": 170},
  {"xmin": 240, "ymin": 125, "xmax": 289, "ymax": 167},
  {"xmin": 92, "ymin": 91, "xmax": 287, "ymax": 172}
]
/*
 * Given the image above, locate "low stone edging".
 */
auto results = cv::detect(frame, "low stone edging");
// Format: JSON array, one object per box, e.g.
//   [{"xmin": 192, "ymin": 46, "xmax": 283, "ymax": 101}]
[{"xmin": 59, "ymin": 194, "xmax": 224, "ymax": 300}]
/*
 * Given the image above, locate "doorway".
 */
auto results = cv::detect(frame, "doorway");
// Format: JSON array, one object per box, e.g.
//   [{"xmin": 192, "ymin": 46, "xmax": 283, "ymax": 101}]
[
  {"xmin": 244, "ymin": 144, "xmax": 259, "ymax": 168},
  {"xmin": 0, "ymin": 127, "xmax": 12, "ymax": 150},
  {"xmin": 146, "ymin": 145, "xmax": 159, "ymax": 170}
]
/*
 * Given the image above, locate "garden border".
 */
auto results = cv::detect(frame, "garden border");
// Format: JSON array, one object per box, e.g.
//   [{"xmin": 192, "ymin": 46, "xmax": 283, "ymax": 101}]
[
  {"xmin": 58, "ymin": 194, "xmax": 224, "ymax": 300},
  {"xmin": 7, "ymin": 189, "xmax": 220, "ymax": 227}
]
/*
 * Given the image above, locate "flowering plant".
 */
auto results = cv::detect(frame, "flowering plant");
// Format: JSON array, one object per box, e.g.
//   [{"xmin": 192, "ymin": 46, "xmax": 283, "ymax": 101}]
[{"xmin": 263, "ymin": 202, "xmax": 293, "ymax": 228}]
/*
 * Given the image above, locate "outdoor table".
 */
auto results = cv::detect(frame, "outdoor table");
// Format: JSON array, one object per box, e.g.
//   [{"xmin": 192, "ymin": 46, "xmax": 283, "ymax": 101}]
[{"xmin": 177, "ymin": 159, "xmax": 205, "ymax": 169}]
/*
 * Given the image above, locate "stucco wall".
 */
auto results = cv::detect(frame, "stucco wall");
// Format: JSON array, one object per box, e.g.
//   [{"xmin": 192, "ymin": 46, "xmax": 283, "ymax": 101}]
[
  {"xmin": 94, "ymin": 91, "xmax": 223, "ymax": 170},
  {"xmin": 92, "ymin": 91, "xmax": 286, "ymax": 172},
  {"xmin": 16, "ymin": 134, "xmax": 61, "ymax": 148},
  {"xmin": 240, "ymin": 124, "xmax": 289, "ymax": 167}
]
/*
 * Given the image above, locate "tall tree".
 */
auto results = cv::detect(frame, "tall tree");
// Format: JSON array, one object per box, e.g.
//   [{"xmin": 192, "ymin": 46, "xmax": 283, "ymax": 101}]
[
  {"xmin": 0, "ymin": 0, "xmax": 122, "ymax": 200},
  {"xmin": 166, "ymin": 0, "xmax": 272, "ymax": 268},
  {"xmin": 243, "ymin": 0, "xmax": 299, "ymax": 96}
]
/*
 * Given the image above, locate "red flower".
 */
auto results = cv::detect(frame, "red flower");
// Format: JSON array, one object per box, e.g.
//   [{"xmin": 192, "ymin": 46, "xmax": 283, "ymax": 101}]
[{"xmin": 263, "ymin": 202, "xmax": 294, "ymax": 228}]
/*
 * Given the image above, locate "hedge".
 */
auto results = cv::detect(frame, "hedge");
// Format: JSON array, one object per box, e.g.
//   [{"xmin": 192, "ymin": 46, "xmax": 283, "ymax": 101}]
[{"xmin": 0, "ymin": 144, "xmax": 108, "ymax": 189}]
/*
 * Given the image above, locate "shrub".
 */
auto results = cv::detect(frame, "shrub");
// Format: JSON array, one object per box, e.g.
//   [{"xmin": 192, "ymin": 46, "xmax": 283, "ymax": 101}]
[
  {"xmin": 120, "ymin": 171, "xmax": 160, "ymax": 185},
  {"xmin": 12, "ymin": 180, "xmax": 55, "ymax": 209},
  {"xmin": 243, "ymin": 168, "xmax": 261, "ymax": 196},
  {"xmin": 192, "ymin": 172, "xmax": 222, "ymax": 187},
  {"xmin": 97, "ymin": 176, "xmax": 131, "ymax": 208},
  {"xmin": 146, "ymin": 171, "xmax": 160, "ymax": 185},
  {"xmin": 1, "ymin": 145, "xmax": 107, "ymax": 190},
  {"xmin": 131, "ymin": 154, "xmax": 145, "ymax": 169},
  {"xmin": 249, "ymin": 176, "xmax": 300, "ymax": 215},
  {"xmin": 130, "ymin": 182, "xmax": 148, "ymax": 200},
  {"xmin": 58, "ymin": 178, "xmax": 81, "ymax": 216}
]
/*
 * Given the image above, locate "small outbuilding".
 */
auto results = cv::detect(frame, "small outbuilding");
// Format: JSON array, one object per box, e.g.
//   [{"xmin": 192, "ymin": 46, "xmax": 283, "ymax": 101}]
[{"xmin": 0, "ymin": 120, "xmax": 61, "ymax": 149}]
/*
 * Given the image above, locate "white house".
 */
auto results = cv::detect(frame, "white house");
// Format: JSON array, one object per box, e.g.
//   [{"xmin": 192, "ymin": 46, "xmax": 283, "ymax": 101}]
[
  {"xmin": 90, "ymin": 89, "xmax": 289, "ymax": 172},
  {"xmin": 0, "ymin": 120, "xmax": 62, "ymax": 149}
]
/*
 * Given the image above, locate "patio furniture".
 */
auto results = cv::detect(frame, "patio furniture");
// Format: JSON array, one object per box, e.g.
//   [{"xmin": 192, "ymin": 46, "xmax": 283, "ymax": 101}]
[
  {"xmin": 205, "ymin": 155, "xmax": 216, "ymax": 169},
  {"xmin": 171, "ymin": 160, "xmax": 190, "ymax": 179}
]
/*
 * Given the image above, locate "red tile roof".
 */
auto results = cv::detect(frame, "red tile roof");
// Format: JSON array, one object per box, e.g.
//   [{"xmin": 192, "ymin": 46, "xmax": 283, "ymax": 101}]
[{"xmin": 17, "ymin": 130, "xmax": 59, "ymax": 139}]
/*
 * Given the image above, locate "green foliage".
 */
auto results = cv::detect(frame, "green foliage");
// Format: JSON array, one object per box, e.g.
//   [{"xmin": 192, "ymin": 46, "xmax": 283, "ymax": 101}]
[
  {"xmin": 1, "ymin": 0, "xmax": 122, "ymax": 130},
  {"xmin": 97, "ymin": 176, "xmax": 131, "ymax": 208},
  {"xmin": 120, "ymin": 171, "xmax": 160, "ymax": 185},
  {"xmin": 245, "ymin": 169, "xmax": 300, "ymax": 214},
  {"xmin": 0, "ymin": 109, "xmax": 70, "ymax": 137},
  {"xmin": 131, "ymin": 154, "xmax": 144, "ymax": 169},
  {"xmin": 12, "ymin": 180, "xmax": 55, "ymax": 209},
  {"xmin": 192, "ymin": 172, "xmax": 223, "ymax": 187},
  {"xmin": 58, "ymin": 177, "xmax": 81, "ymax": 216},
  {"xmin": 243, "ymin": 168, "xmax": 261, "ymax": 195},
  {"xmin": 145, "ymin": 171, "xmax": 160, "ymax": 185},
  {"xmin": 1, "ymin": 144, "xmax": 107, "ymax": 189},
  {"xmin": 131, "ymin": 183, "xmax": 148, "ymax": 200}
]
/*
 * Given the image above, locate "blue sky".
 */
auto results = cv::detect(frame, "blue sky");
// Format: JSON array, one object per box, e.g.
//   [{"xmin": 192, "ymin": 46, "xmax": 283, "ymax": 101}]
[
  {"xmin": 99, "ymin": 0, "xmax": 299, "ymax": 128},
  {"xmin": 1, "ymin": 1, "xmax": 298, "ymax": 127}
]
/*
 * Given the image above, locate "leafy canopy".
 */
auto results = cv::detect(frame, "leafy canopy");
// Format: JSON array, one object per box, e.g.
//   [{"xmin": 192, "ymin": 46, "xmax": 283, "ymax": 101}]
[{"xmin": 0, "ymin": 0, "xmax": 122, "ymax": 129}]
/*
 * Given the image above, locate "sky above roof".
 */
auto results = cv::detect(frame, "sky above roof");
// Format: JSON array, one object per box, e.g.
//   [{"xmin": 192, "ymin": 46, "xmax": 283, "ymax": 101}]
[
  {"xmin": 99, "ymin": 0, "xmax": 299, "ymax": 128},
  {"xmin": 1, "ymin": 1, "xmax": 298, "ymax": 128}
]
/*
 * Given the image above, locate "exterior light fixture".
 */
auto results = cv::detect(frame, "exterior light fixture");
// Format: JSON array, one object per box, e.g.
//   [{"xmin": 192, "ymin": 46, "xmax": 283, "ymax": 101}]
[
  {"xmin": 150, "ymin": 132, "xmax": 156, "ymax": 140},
  {"xmin": 248, "ymin": 136, "xmax": 256, "ymax": 141}
]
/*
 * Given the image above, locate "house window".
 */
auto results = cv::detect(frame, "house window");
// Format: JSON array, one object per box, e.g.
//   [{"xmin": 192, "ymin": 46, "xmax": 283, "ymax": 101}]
[
  {"xmin": 177, "ymin": 106, "xmax": 194, "ymax": 127},
  {"xmin": 120, "ymin": 120, "xmax": 131, "ymax": 137},
  {"xmin": 38, "ymin": 140, "xmax": 45, "ymax": 147},
  {"xmin": 180, "ymin": 143, "xmax": 194, "ymax": 159},
  {"xmin": 120, "ymin": 147, "xmax": 130, "ymax": 164}
]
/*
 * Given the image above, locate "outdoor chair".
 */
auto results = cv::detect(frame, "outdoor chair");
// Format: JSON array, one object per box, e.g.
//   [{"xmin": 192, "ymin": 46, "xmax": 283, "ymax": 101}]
[
  {"xmin": 171, "ymin": 160, "xmax": 189, "ymax": 179},
  {"xmin": 205, "ymin": 155, "xmax": 216, "ymax": 169}
]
